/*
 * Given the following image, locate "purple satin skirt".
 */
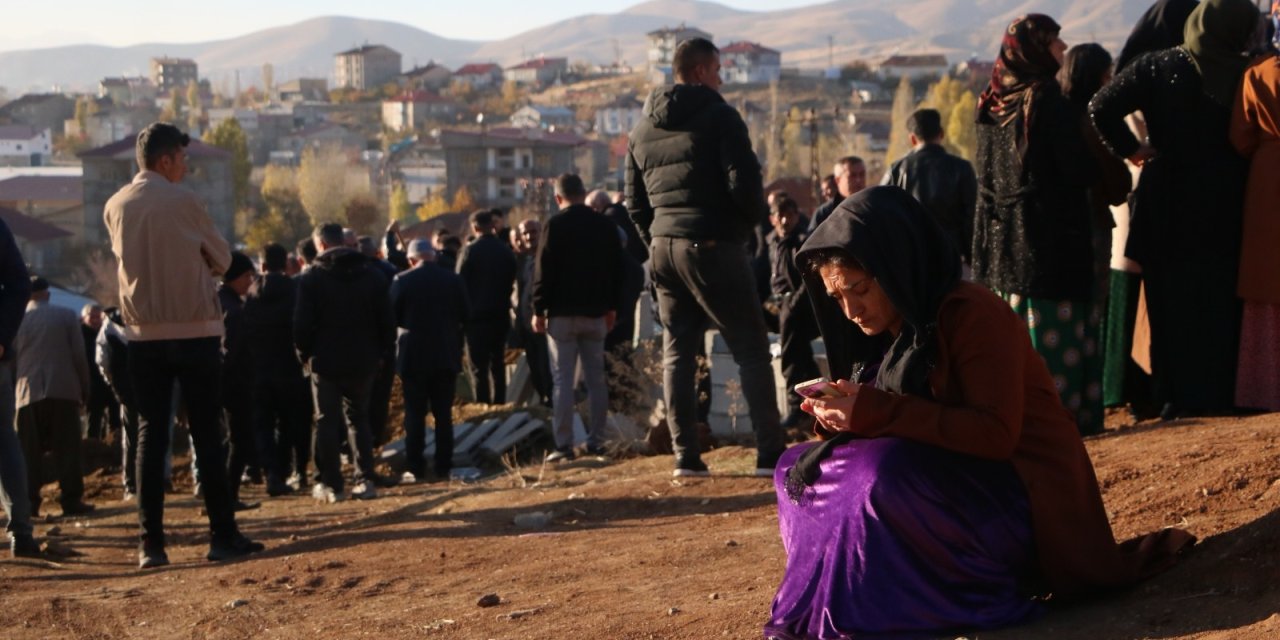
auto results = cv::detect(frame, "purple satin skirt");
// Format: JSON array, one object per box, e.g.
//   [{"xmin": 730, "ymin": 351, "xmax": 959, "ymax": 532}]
[{"xmin": 765, "ymin": 438, "xmax": 1043, "ymax": 640}]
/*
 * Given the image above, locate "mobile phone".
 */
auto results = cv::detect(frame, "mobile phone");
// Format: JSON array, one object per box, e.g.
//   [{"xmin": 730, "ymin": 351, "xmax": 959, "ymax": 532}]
[{"xmin": 793, "ymin": 377, "xmax": 844, "ymax": 399}]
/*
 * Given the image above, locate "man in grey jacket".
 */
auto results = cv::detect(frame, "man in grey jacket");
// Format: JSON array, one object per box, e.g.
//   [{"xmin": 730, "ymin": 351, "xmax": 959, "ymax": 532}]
[{"xmin": 14, "ymin": 277, "xmax": 91, "ymax": 517}]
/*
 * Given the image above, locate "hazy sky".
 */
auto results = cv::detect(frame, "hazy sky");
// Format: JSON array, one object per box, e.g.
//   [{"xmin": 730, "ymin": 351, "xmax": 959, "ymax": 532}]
[{"xmin": 1, "ymin": 0, "xmax": 821, "ymax": 51}]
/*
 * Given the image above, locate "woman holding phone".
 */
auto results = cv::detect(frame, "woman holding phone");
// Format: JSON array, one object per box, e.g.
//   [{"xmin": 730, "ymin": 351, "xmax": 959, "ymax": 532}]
[{"xmin": 764, "ymin": 187, "xmax": 1194, "ymax": 640}]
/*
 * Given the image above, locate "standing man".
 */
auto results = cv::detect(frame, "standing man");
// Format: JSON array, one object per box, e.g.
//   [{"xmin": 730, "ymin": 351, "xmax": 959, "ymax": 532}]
[
  {"xmin": 456, "ymin": 210, "xmax": 517, "ymax": 405},
  {"xmin": 626, "ymin": 38, "xmax": 786, "ymax": 477},
  {"xmin": 880, "ymin": 108, "xmax": 978, "ymax": 268},
  {"xmin": 104, "ymin": 122, "xmax": 263, "ymax": 568},
  {"xmin": 532, "ymin": 174, "xmax": 625, "ymax": 461},
  {"xmin": 81, "ymin": 303, "xmax": 119, "ymax": 440},
  {"xmin": 512, "ymin": 219, "xmax": 553, "ymax": 407},
  {"xmin": 243, "ymin": 243, "xmax": 308, "ymax": 497},
  {"xmin": 0, "ymin": 219, "xmax": 37, "ymax": 556},
  {"xmin": 808, "ymin": 156, "xmax": 867, "ymax": 233},
  {"xmin": 766, "ymin": 195, "xmax": 820, "ymax": 433},
  {"xmin": 295, "ymin": 223, "xmax": 396, "ymax": 503},
  {"xmin": 15, "ymin": 277, "xmax": 92, "ymax": 517},
  {"xmin": 390, "ymin": 239, "xmax": 469, "ymax": 482},
  {"xmin": 219, "ymin": 252, "xmax": 258, "ymax": 510}
]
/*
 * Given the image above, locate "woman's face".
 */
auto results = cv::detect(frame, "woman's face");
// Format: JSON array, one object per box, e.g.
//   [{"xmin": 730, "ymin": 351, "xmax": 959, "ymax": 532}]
[
  {"xmin": 1049, "ymin": 37, "xmax": 1067, "ymax": 65},
  {"xmin": 819, "ymin": 263, "xmax": 903, "ymax": 337}
]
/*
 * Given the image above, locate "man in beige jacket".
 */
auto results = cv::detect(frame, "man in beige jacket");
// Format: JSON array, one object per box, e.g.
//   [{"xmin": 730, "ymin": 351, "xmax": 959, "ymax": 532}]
[
  {"xmin": 104, "ymin": 122, "xmax": 263, "ymax": 569},
  {"xmin": 14, "ymin": 277, "xmax": 91, "ymax": 517}
]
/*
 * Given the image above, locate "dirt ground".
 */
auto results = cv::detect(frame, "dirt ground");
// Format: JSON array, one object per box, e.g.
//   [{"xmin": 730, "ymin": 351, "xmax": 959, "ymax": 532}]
[{"xmin": 1, "ymin": 408, "xmax": 1278, "ymax": 640}]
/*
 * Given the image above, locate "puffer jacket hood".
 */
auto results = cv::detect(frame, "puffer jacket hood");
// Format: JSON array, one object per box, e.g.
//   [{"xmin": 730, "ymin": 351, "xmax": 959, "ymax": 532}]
[
  {"xmin": 646, "ymin": 84, "xmax": 725, "ymax": 129},
  {"xmin": 313, "ymin": 247, "xmax": 370, "ymax": 278}
]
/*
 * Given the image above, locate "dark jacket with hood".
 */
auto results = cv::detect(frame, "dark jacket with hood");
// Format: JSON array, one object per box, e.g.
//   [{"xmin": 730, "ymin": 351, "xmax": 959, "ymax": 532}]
[
  {"xmin": 293, "ymin": 247, "xmax": 394, "ymax": 378},
  {"xmin": 625, "ymin": 84, "xmax": 767, "ymax": 245},
  {"xmin": 243, "ymin": 271, "xmax": 304, "ymax": 379}
]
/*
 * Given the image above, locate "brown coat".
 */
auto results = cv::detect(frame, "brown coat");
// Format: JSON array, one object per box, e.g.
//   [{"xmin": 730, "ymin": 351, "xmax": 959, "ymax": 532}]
[
  {"xmin": 1231, "ymin": 55, "xmax": 1280, "ymax": 303},
  {"xmin": 847, "ymin": 282, "xmax": 1193, "ymax": 598}
]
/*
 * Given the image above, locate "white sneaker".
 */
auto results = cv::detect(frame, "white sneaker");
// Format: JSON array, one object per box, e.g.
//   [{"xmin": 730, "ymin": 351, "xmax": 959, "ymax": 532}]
[
  {"xmin": 400, "ymin": 471, "xmax": 419, "ymax": 485},
  {"xmin": 311, "ymin": 483, "xmax": 343, "ymax": 504},
  {"xmin": 350, "ymin": 480, "xmax": 377, "ymax": 500}
]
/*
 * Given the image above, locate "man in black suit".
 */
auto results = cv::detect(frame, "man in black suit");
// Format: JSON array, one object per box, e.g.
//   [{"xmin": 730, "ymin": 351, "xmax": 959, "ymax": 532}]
[
  {"xmin": 391, "ymin": 239, "xmax": 470, "ymax": 481},
  {"xmin": 456, "ymin": 210, "xmax": 517, "ymax": 404}
]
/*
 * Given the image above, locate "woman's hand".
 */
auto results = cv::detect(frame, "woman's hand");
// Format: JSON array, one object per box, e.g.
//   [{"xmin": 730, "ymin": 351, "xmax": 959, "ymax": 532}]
[{"xmin": 800, "ymin": 379, "xmax": 862, "ymax": 433}]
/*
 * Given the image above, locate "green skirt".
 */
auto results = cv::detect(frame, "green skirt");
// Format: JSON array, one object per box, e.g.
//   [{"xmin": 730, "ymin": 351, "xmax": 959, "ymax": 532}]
[{"xmin": 1003, "ymin": 293, "xmax": 1104, "ymax": 435}]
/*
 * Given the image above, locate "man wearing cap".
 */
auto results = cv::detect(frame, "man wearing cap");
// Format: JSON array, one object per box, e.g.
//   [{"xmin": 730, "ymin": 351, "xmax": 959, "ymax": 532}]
[
  {"xmin": 219, "ymin": 251, "xmax": 259, "ymax": 509},
  {"xmin": 104, "ymin": 122, "xmax": 263, "ymax": 568},
  {"xmin": 14, "ymin": 276, "xmax": 92, "ymax": 517},
  {"xmin": 390, "ymin": 238, "xmax": 469, "ymax": 481}
]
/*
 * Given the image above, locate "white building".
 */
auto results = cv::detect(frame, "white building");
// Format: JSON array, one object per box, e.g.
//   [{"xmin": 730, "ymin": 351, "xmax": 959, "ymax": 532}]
[
  {"xmin": 504, "ymin": 57, "xmax": 568, "ymax": 86},
  {"xmin": 647, "ymin": 24, "xmax": 713, "ymax": 85},
  {"xmin": 509, "ymin": 105, "xmax": 575, "ymax": 131},
  {"xmin": 452, "ymin": 63, "xmax": 503, "ymax": 89},
  {"xmin": 719, "ymin": 41, "xmax": 781, "ymax": 85},
  {"xmin": 382, "ymin": 91, "xmax": 460, "ymax": 132},
  {"xmin": 594, "ymin": 96, "xmax": 645, "ymax": 136},
  {"xmin": 0, "ymin": 126, "xmax": 52, "ymax": 167}
]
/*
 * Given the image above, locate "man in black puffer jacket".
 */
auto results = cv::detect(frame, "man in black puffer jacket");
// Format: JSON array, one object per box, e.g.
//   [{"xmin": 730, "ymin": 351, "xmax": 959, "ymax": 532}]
[
  {"xmin": 625, "ymin": 37, "xmax": 785, "ymax": 478},
  {"xmin": 294, "ymin": 224, "xmax": 396, "ymax": 502},
  {"xmin": 243, "ymin": 243, "xmax": 310, "ymax": 496}
]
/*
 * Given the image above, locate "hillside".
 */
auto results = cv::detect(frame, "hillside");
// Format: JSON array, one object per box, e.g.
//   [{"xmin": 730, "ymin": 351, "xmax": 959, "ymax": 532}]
[{"xmin": 0, "ymin": 0, "xmax": 1153, "ymax": 93}]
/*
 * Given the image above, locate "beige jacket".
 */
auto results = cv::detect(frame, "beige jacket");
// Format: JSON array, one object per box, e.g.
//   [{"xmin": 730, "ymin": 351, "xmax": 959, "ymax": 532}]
[
  {"xmin": 104, "ymin": 170, "xmax": 230, "ymax": 341},
  {"xmin": 14, "ymin": 300, "xmax": 89, "ymax": 408}
]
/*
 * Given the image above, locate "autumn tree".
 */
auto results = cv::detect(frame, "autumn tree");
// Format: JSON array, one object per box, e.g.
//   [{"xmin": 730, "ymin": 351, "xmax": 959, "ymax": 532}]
[
  {"xmin": 73, "ymin": 96, "xmax": 98, "ymax": 136},
  {"xmin": 344, "ymin": 194, "xmax": 382, "ymax": 235},
  {"xmin": 389, "ymin": 182, "xmax": 413, "ymax": 222},
  {"xmin": 416, "ymin": 189, "xmax": 450, "ymax": 221},
  {"xmin": 884, "ymin": 77, "xmax": 918, "ymax": 166},
  {"xmin": 297, "ymin": 146, "xmax": 353, "ymax": 225},
  {"xmin": 450, "ymin": 185, "xmax": 477, "ymax": 212},
  {"xmin": 919, "ymin": 75, "xmax": 978, "ymax": 161},
  {"xmin": 242, "ymin": 165, "xmax": 312, "ymax": 250},
  {"xmin": 205, "ymin": 118, "xmax": 251, "ymax": 207}
]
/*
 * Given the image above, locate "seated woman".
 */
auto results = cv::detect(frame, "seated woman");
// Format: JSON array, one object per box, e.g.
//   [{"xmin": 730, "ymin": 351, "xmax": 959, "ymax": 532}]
[{"xmin": 765, "ymin": 187, "xmax": 1195, "ymax": 640}]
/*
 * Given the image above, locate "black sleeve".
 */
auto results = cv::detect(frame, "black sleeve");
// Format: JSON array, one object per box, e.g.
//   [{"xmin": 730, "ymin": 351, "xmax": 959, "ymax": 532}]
[
  {"xmin": 1044, "ymin": 94, "xmax": 1099, "ymax": 189},
  {"xmin": 718, "ymin": 107, "xmax": 768, "ymax": 227},
  {"xmin": 625, "ymin": 144, "xmax": 654, "ymax": 246},
  {"xmin": 374, "ymin": 276, "xmax": 396, "ymax": 358},
  {"xmin": 0, "ymin": 220, "xmax": 29, "ymax": 357},
  {"xmin": 293, "ymin": 276, "xmax": 315, "ymax": 365},
  {"xmin": 607, "ymin": 221, "xmax": 626, "ymax": 313},
  {"xmin": 1089, "ymin": 54, "xmax": 1153, "ymax": 159},
  {"xmin": 531, "ymin": 218, "xmax": 555, "ymax": 316},
  {"xmin": 958, "ymin": 160, "xmax": 978, "ymax": 264}
]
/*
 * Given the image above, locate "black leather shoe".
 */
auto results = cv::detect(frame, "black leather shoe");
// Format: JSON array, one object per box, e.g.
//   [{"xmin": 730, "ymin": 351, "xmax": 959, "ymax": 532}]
[
  {"xmin": 11, "ymin": 535, "xmax": 40, "ymax": 558},
  {"xmin": 369, "ymin": 474, "xmax": 400, "ymax": 489},
  {"xmin": 207, "ymin": 533, "xmax": 264, "ymax": 562},
  {"xmin": 138, "ymin": 547, "xmax": 169, "ymax": 569}
]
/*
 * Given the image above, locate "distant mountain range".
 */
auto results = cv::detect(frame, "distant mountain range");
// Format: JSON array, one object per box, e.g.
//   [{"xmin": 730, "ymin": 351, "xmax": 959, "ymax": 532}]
[{"xmin": 0, "ymin": 0, "xmax": 1154, "ymax": 93}]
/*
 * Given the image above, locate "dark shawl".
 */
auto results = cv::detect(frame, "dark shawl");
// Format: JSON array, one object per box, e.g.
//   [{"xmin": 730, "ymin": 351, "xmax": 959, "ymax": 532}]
[
  {"xmin": 976, "ymin": 14, "xmax": 1063, "ymax": 160},
  {"xmin": 785, "ymin": 187, "xmax": 961, "ymax": 497},
  {"xmin": 1183, "ymin": 0, "xmax": 1260, "ymax": 106},
  {"xmin": 1115, "ymin": 0, "xmax": 1201, "ymax": 72}
]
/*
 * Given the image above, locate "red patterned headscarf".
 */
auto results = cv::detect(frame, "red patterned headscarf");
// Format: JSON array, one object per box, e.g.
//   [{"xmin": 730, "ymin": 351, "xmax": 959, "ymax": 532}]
[{"xmin": 976, "ymin": 14, "xmax": 1063, "ymax": 156}]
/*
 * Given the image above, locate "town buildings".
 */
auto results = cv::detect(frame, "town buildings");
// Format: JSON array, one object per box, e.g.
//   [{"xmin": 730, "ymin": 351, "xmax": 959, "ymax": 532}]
[
  {"xmin": 719, "ymin": 41, "xmax": 782, "ymax": 84},
  {"xmin": 0, "ymin": 126, "xmax": 52, "ymax": 167},
  {"xmin": 334, "ymin": 45, "xmax": 403, "ymax": 90},
  {"xmin": 504, "ymin": 57, "xmax": 568, "ymax": 86},
  {"xmin": 647, "ymin": 25, "xmax": 713, "ymax": 85},
  {"xmin": 150, "ymin": 57, "xmax": 199, "ymax": 93}
]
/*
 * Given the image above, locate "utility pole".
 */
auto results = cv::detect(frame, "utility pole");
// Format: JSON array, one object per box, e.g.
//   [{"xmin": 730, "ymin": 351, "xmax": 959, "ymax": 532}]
[{"xmin": 827, "ymin": 35, "xmax": 834, "ymax": 70}]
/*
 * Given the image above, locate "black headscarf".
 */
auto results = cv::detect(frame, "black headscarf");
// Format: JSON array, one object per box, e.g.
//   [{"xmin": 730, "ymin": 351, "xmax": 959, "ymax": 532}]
[
  {"xmin": 784, "ymin": 187, "xmax": 962, "ymax": 501},
  {"xmin": 1115, "ymin": 0, "xmax": 1202, "ymax": 72},
  {"xmin": 1182, "ymin": 0, "xmax": 1260, "ymax": 106},
  {"xmin": 976, "ymin": 14, "xmax": 1064, "ymax": 160}
]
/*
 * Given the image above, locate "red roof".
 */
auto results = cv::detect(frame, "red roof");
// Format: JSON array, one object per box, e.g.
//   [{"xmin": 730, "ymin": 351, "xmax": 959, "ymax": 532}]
[
  {"xmin": 721, "ymin": 41, "xmax": 779, "ymax": 55},
  {"xmin": 78, "ymin": 135, "xmax": 231, "ymax": 160},
  {"xmin": 0, "ymin": 176, "xmax": 82, "ymax": 202},
  {"xmin": 455, "ymin": 63, "xmax": 501, "ymax": 75},
  {"xmin": 0, "ymin": 206, "xmax": 72, "ymax": 243},
  {"xmin": 0, "ymin": 125, "xmax": 43, "ymax": 142},
  {"xmin": 508, "ymin": 57, "xmax": 567, "ymax": 70}
]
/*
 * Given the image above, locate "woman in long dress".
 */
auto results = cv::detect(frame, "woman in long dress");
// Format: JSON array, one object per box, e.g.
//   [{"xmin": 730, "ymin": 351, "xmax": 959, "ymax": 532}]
[
  {"xmin": 1231, "ymin": 50, "xmax": 1280, "ymax": 410},
  {"xmin": 764, "ymin": 187, "xmax": 1194, "ymax": 640},
  {"xmin": 970, "ymin": 15, "xmax": 1103, "ymax": 434},
  {"xmin": 1089, "ymin": 0, "xmax": 1258, "ymax": 418}
]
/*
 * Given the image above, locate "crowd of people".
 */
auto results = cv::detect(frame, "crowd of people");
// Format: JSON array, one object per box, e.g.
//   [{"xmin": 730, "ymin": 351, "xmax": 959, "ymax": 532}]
[{"xmin": 0, "ymin": 0, "xmax": 1274, "ymax": 635}]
